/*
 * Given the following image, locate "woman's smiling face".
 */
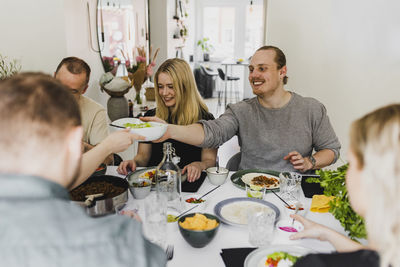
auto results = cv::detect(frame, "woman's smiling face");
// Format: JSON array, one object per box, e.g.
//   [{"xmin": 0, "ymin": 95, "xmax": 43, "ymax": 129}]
[{"xmin": 157, "ymin": 72, "xmax": 176, "ymax": 108}]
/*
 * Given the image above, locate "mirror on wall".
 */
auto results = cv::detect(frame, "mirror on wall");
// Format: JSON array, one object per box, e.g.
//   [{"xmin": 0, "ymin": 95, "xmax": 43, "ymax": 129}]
[{"xmin": 97, "ymin": 0, "xmax": 148, "ymax": 73}]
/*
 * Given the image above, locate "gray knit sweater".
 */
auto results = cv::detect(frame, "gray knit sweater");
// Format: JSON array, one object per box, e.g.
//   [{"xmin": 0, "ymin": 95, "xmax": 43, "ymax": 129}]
[{"xmin": 199, "ymin": 92, "xmax": 341, "ymax": 172}]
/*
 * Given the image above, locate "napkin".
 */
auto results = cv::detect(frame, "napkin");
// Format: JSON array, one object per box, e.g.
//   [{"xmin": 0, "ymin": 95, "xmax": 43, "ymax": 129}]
[
  {"xmin": 310, "ymin": 195, "xmax": 335, "ymax": 213},
  {"xmin": 181, "ymin": 172, "xmax": 207, "ymax": 193},
  {"xmin": 220, "ymin": 247, "xmax": 257, "ymax": 267}
]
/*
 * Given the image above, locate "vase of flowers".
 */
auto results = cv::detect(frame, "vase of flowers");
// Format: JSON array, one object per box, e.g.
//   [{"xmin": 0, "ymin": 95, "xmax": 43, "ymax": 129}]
[{"xmin": 127, "ymin": 46, "xmax": 159, "ymax": 105}]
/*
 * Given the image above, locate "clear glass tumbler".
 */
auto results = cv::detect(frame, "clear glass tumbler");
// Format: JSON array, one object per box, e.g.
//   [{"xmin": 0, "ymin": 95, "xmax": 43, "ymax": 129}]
[
  {"xmin": 245, "ymin": 184, "xmax": 266, "ymax": 199},
  {"xmin": 279, "ymin": 172, "xmax": 302, "ymax": 202},
  {"xmin": 247, "ymin": 209, "xmax": 276, "ymax": 247},
  {"xmin": 144, "ymin": 194, "xmax": 167, "ymax": 249}
]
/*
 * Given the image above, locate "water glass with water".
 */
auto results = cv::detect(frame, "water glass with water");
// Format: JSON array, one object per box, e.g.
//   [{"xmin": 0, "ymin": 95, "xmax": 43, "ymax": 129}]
[
  {"xmin": 247, "ymin": 209, "xmax": 276, "ymax": 247},
  {"xmin": 144, "ymin": 194, "xmax": 167, "ymax": 248}
]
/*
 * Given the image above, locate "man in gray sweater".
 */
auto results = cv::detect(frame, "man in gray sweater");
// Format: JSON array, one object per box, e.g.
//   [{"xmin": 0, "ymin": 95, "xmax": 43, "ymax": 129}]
[
  {"xmin": 143, "ymin": 46, "xmax": 340, "ymax": 172},
  {"xmin": 0, "ymin": 73, "xmax": 166, "ymax": 267}
]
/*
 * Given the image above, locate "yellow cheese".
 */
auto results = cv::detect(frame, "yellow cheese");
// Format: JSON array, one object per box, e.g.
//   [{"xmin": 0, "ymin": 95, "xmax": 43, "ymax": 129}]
[{"xmin": 310, "ymin": 195, "xmax": 335, "ymax": 213}]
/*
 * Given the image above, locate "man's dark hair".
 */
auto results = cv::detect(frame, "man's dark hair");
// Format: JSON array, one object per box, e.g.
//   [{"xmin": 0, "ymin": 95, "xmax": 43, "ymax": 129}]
[
  {"xmin": 0, "ymin": 73, "xmax": 81, "ymax": 149},
  {"xmin": 55, "ymin": 57, "xmax": 91, "ymax": 84},
  {"xmin": 257, "ymin": 46, "xmax": 289, "ymax": 84}
]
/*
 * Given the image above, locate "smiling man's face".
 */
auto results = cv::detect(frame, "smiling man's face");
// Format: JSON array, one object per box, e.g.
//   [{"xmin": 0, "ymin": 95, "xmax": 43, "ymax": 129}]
[{"xmin": 248, "ymin": 49, "xmax": 286, "ymax": 97}]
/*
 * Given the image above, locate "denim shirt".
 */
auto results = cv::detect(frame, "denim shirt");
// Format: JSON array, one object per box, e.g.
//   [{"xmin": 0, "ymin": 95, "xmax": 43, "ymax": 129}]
[{"xmin": 0, "ymin": 174, "xmax": 166, "ymax": 267}]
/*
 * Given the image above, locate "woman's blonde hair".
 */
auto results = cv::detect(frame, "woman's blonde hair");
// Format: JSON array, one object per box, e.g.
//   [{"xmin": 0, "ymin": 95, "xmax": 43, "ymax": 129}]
[
  {"xmin": 350, "ymin": 104, "xmax": 400, "ymax": 267},
  {"xmin": 154, "ymin": 58, "xmax": 209, "ymax": 125}
]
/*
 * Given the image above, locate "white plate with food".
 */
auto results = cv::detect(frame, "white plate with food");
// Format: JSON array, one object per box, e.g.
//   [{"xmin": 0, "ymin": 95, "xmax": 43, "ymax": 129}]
[
  {"xmin": 241, "ymin": 173, "xmax": 280, "ymax": 189},
  {"xmin": 126, "ymin": 167, "xmax": 187, "ymax": 190},
  {"xmin": 214, "ymin": 197, "xmax": 280, "ymax": 227},
  {"xmin": 244, "ymin": 245, "xmax": 314, "ymax": 267},
  {"xmin": 111, "ymin": 118, "xmax": 167, "ymax": 141},
  {"xmin": 230, "ymin": 169, "xmax": 280, "ymax": 190}
]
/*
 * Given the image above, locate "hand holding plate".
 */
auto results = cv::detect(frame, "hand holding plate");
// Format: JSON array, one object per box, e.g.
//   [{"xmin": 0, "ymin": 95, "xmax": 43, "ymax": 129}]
[{"xmin": 139, "ymin": 116, "xmax": 171, "ymax": 142}]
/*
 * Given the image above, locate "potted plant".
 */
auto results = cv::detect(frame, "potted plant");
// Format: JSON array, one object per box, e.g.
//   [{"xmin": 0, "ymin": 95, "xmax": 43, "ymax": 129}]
[
  {"xmin": 0, "ymin": 54, "xmax": 21, "ymax": 80},
  {"xmin": 197, "ymin": 37, "xmax": 213, "ymax": 61}
]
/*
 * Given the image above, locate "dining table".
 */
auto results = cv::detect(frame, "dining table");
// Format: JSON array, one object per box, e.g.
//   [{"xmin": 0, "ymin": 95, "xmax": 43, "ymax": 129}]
[{"xmin": 106, "ymin": 166, "xmax": 349, "ymax": 267}]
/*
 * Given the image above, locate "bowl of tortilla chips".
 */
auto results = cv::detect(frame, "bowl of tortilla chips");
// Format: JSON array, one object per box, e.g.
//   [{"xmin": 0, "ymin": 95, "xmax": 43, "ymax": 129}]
[{"xmin": 178, "ymin": 213, "xmax": 220, "ymax": 248}]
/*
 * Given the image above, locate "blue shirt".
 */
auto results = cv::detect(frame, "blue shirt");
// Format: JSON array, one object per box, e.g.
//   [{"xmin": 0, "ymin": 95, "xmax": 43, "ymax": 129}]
[{"xmin": 0, "ymin": 174, "xmax": 166, "ymax": 267}]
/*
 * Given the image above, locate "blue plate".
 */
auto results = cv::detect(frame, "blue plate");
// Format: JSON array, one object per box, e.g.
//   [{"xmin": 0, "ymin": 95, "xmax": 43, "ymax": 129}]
[{"xmin": 214, "ymin": 197, "xmax": 280, "ymax": 227}]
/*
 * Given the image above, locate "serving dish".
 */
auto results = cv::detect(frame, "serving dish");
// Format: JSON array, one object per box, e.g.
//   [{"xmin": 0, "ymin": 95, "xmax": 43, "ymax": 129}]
[
  {"xmin": 214, "ymin": 197, "xmax": 280, "ymax": 227},
  {"xmin": 230, "ymin": 169, "xmax": 280, "ymax": 191},
  {"xmin": 126, "ymin": 167, "xmax": 187, "ymax": 191},
  {"xmin": 70, "ymin": 175, "xmax": 128, "ymax": 217},
  {"xmin": 244, "ymin": 245, "xmax": 314, "ymax": 267},
  {"xmin": 178, "ymin": 213, "xmax": 220, "ymax": 248},
  {"xmin": 111, "ymin": 117, "xmax": 167, "ymax": 141}
]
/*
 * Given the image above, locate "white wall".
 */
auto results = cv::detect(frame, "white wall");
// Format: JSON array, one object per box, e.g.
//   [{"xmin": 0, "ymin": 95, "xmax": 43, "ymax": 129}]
[
  {"xmin": 266, "ymin": 0, "xmax": 400, "ymax": 164},
  {"xmin": 0, "ymin": 0, "xmax": 67, "ymax": 72},
  {"xmin": 1, "ymin": 0, "xmax": 149, "ymax": 108},
  {"xmin": 149, "ymin": 0, "xmax": 168, "ymax": 73},
  {"xmin": 63, "ymin": 0, "xmax": 108, "ymax": 106}
]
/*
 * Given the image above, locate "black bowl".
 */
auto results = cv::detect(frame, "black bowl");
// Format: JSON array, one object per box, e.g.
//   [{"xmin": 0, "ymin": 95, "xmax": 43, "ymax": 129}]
[{"xmin": 178, "ymin": 213, "xmax": 220, "ymax": 248}]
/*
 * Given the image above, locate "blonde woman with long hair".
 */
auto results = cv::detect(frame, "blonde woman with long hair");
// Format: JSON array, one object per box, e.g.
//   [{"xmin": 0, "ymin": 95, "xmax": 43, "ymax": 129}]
[
  {"xmin": 118, "ymin": 58, "xmax": 217, "ymax": 182},
  {"xmin": 291, "ymin": 104, "xmax": 400, "ymax": 267}
]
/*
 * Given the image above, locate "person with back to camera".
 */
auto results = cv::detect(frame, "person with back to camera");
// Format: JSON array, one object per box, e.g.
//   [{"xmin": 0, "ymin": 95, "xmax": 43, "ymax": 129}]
[
  {"xmin": 117, "ymin": 58, "xmax": 217, "ymax": 182},
  {"xmin": 291, "ymin": 104, "xmax": 400, "ymax": 267},
  {"xmin": 142, "ymin": 46, "xmax": 340, "ymax": 173},
  {"xmin": 0, "ymin": 73, "xmax": 166, "ymax": 267}
]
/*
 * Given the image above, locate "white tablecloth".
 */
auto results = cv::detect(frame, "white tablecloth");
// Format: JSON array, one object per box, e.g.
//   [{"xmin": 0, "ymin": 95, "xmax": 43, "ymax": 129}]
[{"xmin": 106, "ymin": 166, "xmax": 347, "ymax": 267}]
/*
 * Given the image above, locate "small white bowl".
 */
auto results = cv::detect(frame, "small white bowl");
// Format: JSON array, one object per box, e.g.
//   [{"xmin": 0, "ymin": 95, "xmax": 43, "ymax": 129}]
[
  {"xmin": 206, "ymin": 167, "xmax": 229, "ymax": 186},
  {"xmin": 111, "ymin": 118, "xmax": 167, "ymax": 141},
  {"xmin": 183, "ymin": 194, "xmax": 208, "ymax": 211},
  {"xmin": 276, "ymin": 219, "xmax": 304, "ymax": 240}
]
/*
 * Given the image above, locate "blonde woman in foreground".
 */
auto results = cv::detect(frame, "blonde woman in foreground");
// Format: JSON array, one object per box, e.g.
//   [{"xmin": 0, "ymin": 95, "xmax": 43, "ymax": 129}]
[
  {"xmin": 118, "ymin": 58, "xmax": 217, "ymax": 182},
  {"xmin": 292, "ymin": 104, "xmax": 400, "ymax": 267}
]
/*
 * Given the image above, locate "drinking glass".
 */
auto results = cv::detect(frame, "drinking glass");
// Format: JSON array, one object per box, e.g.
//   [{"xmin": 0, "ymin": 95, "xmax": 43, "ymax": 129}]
[
  {"xmin": 247, "ymin": 209, "xmax": 276, "ymax": 247},
  {"xmin": 245, "ymin": 184, "xmax": 266, "ymax": 199},
  {"xmin": 144, "ymin": 194, "xmax": 167, "ymax": 248},
  {"xmin": 279, "ymin": 172, "xmax": 302, "ymax": 202}
]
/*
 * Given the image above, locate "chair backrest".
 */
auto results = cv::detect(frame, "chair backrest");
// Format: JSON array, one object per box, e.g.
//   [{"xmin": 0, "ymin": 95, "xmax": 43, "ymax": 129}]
[
  {"xmin": 226, "ymin": 152, "xmax": 241, "ymax": 171},
  {"xmin": 200, "ymin": 65, "xmax": 218, "ymax": 77},
  {"xmin": 217, "ymin": 68, "xmax": 225, "ymax": 80}
]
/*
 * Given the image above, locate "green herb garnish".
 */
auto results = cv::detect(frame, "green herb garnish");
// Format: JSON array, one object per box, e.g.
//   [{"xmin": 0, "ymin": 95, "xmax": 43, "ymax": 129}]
[
  {"xmin": 123, "ymin": 122, "xmax": 152, "ymax": 129},
  {"xmin": 306, "ymin": 164, "xmax": 367, "ymax": 240}
]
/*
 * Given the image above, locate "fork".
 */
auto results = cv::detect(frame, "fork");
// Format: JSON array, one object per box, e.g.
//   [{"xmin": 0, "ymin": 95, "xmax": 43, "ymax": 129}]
[{"xmin": 165, "ymin": 244, "xmax": 174, "ymax": 261}]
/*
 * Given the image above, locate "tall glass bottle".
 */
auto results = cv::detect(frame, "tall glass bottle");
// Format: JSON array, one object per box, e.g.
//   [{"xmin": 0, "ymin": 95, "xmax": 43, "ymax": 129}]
[{"xmin": 155, "ymin": 142, "xmax": 182, "ymax": 211}]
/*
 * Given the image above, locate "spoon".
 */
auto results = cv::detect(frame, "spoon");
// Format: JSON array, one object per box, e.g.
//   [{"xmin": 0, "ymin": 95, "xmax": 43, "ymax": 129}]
[
  {"xmin": 109, "ymin": 123, "xmax": 127, "ymax": 129},
  {"xmin": 216, "ymin": 156, "xmax": 220, "ymax": 173},
  {"xmin": 174, "ymin": 204, "xmax": 199, "ymax": 220},
  {"xmin": 197, "ymin": 185, "xmax": 221, "ymax": 201},
  {"xmin": 271, "ymin": 190, "xmax": 291, "ymax": 208},
  {"xmin": 84, "ymin": 193, "xmax": 104, "ymax": 206},
  {"xmin": 292, "ymin": 202, "xmax": 300, "ymax": 226}
]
